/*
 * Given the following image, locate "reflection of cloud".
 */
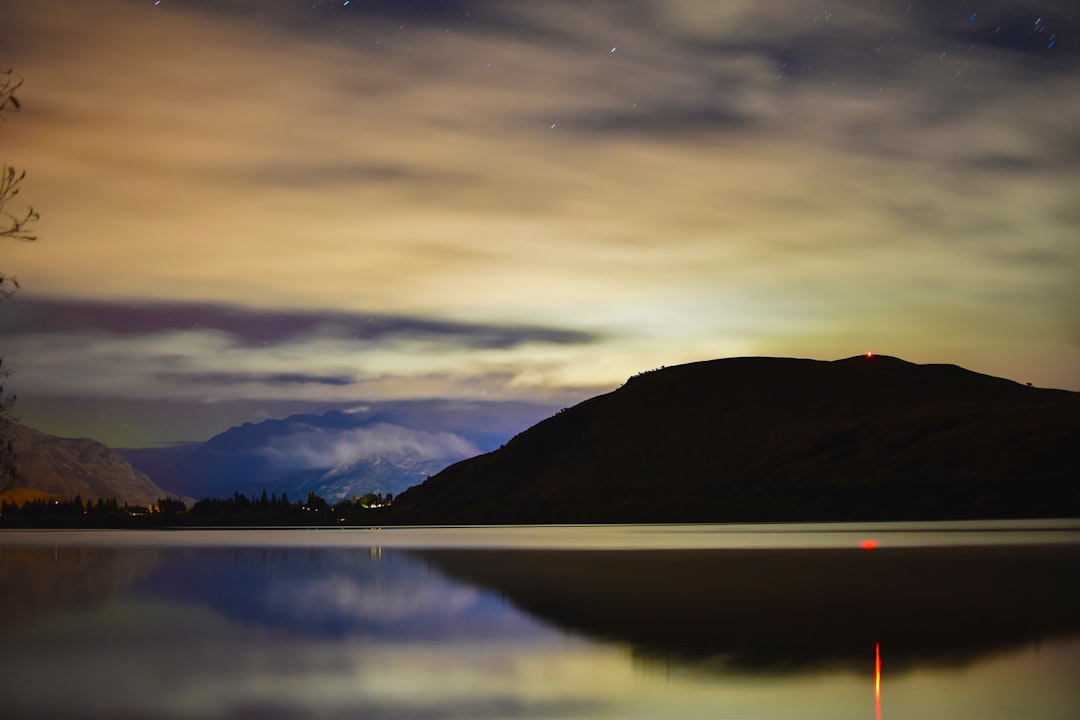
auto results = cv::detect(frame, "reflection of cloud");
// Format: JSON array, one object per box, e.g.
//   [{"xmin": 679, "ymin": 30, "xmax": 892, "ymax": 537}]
[
  {"xmin": 255, "ymin": 423, "xmax": 479, "ymax": 471},
  {"xmin": 266, "ymin": 574, "xmax": 480, "ymax": 625}
]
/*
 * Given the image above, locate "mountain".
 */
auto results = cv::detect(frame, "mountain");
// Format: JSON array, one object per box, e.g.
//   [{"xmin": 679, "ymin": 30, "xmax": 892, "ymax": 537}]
[
  {"xmin": 390, "ymin": 355, "xmax": 1080, "ymax": 523},
  {"xmin": 0, "ymin": 420, "xmax": 178, "ymax": 507},
  {"xmin": 120, "ymin": 411, "xmax": 486, "ymax": 502}
]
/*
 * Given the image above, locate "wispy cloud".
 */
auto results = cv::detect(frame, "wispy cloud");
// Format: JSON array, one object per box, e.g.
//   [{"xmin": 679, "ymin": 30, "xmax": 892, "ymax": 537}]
[
  {"xmin": 158, "ymin": 371, "xmax": 357, "ymax": 388},
  {"xmin": 0, "ymin": 297, "xmax": 608, "ymax": 407},
  {"xmin": 0, "ymin": 298, "xmax": 598, "ymax": 349},
  {"xmin": 254, "ymin": 423, "xmax": 480, "ymax": 472}
]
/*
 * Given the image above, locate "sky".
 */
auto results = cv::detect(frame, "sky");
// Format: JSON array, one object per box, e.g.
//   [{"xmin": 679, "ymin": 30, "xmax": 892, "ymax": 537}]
[{"xmin": 1, "ymin": 0, "xmax": 1078, "ymax": 447}]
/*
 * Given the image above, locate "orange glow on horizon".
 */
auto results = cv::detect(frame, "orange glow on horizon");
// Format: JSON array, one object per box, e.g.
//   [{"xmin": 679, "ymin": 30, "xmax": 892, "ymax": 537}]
[
  {"xmin": 866, "ymin": 350, "xmax": 874, "ymax": 358},
  {"xmin": 861, "ymin": 539, "xmax": 879, "ymax": 550}
]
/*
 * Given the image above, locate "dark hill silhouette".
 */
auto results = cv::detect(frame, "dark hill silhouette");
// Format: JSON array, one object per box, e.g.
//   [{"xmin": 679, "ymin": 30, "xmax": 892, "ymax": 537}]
[{"xmin": 390, "ymin": 355, "xmax": 1080, "ymax": 523}]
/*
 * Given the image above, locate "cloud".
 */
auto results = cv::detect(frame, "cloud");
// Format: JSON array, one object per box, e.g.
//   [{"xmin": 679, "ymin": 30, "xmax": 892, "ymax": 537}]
[
  {"xmin": 0, "ymin": 297, "xmax": 598, "ymax": 349},
  {"xmin": 254, "ymin": 423, "xmax": 480, "ymax": 472},
  {"xmin": 234, "ymin": 161, "xmax": 477, "ymax": 190},
  {"xmin": 158, "ymin": 371, "xmax": 357, "ymax": 387},
  {"xmin": 0, "ymin": 297, "xmax": 612, "ymax": 412},
  {"xmin": 0, "ymin": 322, "xmax": 614, "ymax": 412}
]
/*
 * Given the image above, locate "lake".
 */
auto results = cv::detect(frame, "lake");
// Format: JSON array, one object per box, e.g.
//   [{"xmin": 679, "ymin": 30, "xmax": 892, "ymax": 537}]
[{"xmin": 2, "ymin": 522, "xmax": 1079, "ymax": 719}]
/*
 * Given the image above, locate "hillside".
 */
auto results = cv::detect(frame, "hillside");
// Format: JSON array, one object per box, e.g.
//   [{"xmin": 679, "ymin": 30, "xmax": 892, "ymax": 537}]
[
  {"xmin": 390, "ymin": 355, "xmax": 1080, "ymax": 523},
  {"xmin": 0, "ymin": 487, "xmax": 62, "ymax": 506},
  {"xmin": 0, "ymin": 421, "xmax": 179, "ymax": 507}
]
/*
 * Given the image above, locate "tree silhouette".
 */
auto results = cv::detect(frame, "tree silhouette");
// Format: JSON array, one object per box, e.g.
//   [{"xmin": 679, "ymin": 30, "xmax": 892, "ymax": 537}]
[
  {"xmin": 0, "ymin": 69, "xmax": 38, "ymax": 250},
  {"xmin": 1, "ymin": 68, "xmax": 39, "ymax": 483},
  {"xmin": 0, "ymin": 358, "xmax": 16, "ymax": 485}
]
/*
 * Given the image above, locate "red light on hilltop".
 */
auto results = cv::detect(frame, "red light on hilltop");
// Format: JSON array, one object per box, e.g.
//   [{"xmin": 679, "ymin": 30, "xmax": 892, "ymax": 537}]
[
  {"xmin": 866, "ymin": 350, "xmax": 874, "ymax": 358},
  {"xmin": 861, "ymin": 539, "xmax": 879, "ymax": 550}
]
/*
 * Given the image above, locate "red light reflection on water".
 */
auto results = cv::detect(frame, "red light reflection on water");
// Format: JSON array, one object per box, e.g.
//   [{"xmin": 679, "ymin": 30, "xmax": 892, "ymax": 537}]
[{"xmin": 875, "ymin": 643, "xmax": 882, "ymax": 720}]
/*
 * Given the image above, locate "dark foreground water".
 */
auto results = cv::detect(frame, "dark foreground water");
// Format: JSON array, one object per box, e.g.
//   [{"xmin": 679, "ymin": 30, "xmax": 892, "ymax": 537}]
[{"xmin": 1, "ymin": 522, "xmax": 1079, "ymax": 719}]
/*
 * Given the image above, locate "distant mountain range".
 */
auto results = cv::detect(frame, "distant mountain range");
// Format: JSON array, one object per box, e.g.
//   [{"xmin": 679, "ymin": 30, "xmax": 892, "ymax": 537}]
[
  {"xmin": 119, "ymin": 410, "xmax": 489, "ymax": 502},
  {"xmin": 390, "ymin": 355, "xmax": 1080, "ymax": 523},
  {"xmin": 5, "ymin": 400, "xmax": 555, "ymax": 507},
  {"xmin": 0, "ymin": 421, "xmax": 175, "ymax": 507}
]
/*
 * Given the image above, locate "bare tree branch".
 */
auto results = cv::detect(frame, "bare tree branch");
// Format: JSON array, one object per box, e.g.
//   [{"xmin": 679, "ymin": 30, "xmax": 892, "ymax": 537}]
[
  {"xmin": 0, "ymin": 68, "xmax": 25, "ymax": 114},
  {"xmin": 0, "ymin": 166, "xmax": 39, "ymax": 242},
  {"xmin": 0, "ymin": 68, "xmax": 37, "ymax": 444}
]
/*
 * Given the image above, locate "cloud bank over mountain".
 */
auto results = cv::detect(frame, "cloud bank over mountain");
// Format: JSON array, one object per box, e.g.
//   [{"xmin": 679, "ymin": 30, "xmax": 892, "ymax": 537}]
[{"xmin": 254, "ymin": 423, "xmax": 480, "ymax": 473}]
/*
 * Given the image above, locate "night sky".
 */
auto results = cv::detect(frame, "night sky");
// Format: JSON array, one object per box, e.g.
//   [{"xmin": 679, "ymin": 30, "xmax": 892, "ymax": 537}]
[{"xmin": 2, "ymin": 0, "xmax": 1078, "ymax": 447}]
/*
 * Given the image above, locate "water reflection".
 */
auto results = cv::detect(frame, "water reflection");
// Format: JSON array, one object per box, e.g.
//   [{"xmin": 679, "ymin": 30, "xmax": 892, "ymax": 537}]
[
  {"xmin": 134, "ymin": 546, "xmax": 541, "ymax": 642},
  {"xmin": 875, "ymin": 643, "xmax": 881, "ymax": 720},
  {"xmin": 1, "ymin": 528, "xmax": 1078, "ymax": 719},
  {"xmin": 414, "ymin": 545, "xmax": 1080, "ymax": 672},
  {"xmin": 2, "ymin": 544, "xmax": 587, "ymax": 720},
  {"xmin": 0, "ymin": 544, "xmax": 158, "ymax": 627}
]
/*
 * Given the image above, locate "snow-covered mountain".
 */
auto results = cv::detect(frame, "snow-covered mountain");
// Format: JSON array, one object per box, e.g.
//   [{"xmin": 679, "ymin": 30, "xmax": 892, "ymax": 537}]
[{"xmin": 120, "ymin": 404, "xmax": 556, "ymax": 502}]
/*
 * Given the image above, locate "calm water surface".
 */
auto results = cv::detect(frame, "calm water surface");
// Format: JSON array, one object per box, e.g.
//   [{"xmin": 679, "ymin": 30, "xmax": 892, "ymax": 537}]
[{"xmin": 1, "ymin": 522, "xmax": 1078, "ymax": 719}]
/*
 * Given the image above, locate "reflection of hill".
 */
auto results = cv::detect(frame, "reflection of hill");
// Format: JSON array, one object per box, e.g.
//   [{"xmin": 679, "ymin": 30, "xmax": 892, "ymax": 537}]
[
  {"xmin": 0, "ymin": 545, "xmax": 159, "ymax": 627},
  {"xmin": 416, "ymin": 545, "xmax": 1080, "ymax": 673}
]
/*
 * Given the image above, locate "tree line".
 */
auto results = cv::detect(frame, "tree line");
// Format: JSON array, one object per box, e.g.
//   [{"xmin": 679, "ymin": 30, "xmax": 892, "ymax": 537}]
[{"xmin": 0, "ymin": 489, "xmax": 393, "ymax": 528}]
